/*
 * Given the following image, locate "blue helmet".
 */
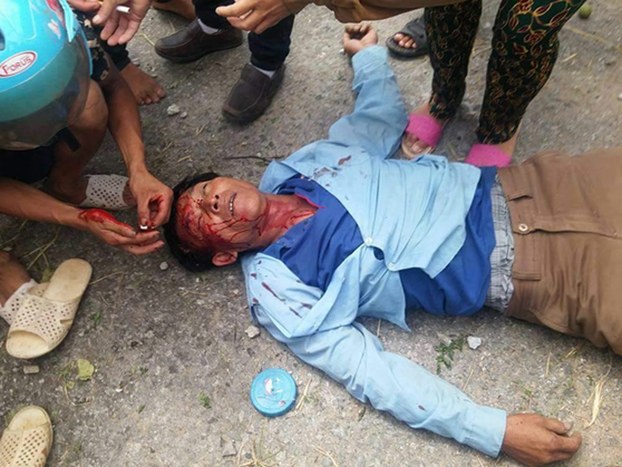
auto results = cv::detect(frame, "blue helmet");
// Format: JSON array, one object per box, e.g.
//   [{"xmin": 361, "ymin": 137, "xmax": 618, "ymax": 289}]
[{"xmin": 0, "ymin": 0, "xmax": 91, "ymax": 150}]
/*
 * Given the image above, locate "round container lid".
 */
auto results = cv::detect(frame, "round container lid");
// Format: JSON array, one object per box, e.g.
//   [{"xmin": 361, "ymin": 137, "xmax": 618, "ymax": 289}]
[{"xmin": 250, "ymin": 368, "xmax": 297, "ymax": 417}]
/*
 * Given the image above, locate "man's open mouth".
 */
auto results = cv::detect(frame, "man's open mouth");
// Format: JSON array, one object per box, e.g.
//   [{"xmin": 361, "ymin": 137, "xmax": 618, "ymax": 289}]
[{"xmin": 229, "ymin": 193, "xmax": 237, "ymax": 216}]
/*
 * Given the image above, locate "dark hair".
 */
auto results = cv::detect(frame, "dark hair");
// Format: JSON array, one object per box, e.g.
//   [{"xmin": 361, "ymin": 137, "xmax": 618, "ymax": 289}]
[{"xmin": 163, "ymin": 172, "xmax": 219, "ymax": 272}]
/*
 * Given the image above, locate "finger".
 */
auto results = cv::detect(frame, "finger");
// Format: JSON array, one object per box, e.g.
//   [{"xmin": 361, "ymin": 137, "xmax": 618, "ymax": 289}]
[
  {"xmin": 103, "ymin": 221, "xmax": 138, "ymax": 239},
  {"xmin": 544, "ymin": 418, "xmax": 573, "ymax": 435},
  {"xmin": 136, "ymin": 197, "xmax": 152, "ymax": 229},
  {"xmin": 557, "ymin": 432, "xmax": 582, "ymax": 454},
  {"xmin": 254, "ymin": 17, "xmax": 275, "ymax": 34},
  {"xmin": 123, "ymin": 240, "xmax": 165, "ymax": 255},
  {"xmin": 150, "ymin": 200, "xmax": 172, "ymax": 227},
  {"xmin": 72, "ymin": 0, "xmax": 101, "ymax": 12},
  {"xmin": 93, "ymin": 0, "xmax": 117, "ymax": 25},
  {"xmin": 98, "ymin": 11, "xmax": 120, "ymax": 42},
  {"xmin": 216, "ymin": 3, "xmax": 252, "ymax": 18},
  {"xmin": 116, "ymin": 20, "xmax": 141, "ymax": 45}
]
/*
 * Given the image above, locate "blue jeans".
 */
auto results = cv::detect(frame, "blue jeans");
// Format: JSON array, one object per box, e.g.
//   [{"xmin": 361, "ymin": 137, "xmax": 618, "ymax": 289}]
[{"xmin": 193, "ymin": 0, "xmax": 294, "ymax": 70}]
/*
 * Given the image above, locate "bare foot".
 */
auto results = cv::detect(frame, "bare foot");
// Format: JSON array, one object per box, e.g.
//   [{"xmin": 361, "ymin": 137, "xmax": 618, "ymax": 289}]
[
  {"xmin": 401, "ymin": 103, "xmax": 447, "ymax": 158},
  {"xmin": 153, "ymin": 0, "xmax": 196, "ymax": 21},
  {"xmin": 343, "ymin": 23, "xmax": 378, "ymax": 56},
  {"xmin": 392, "ymin": 33, "xmax": 419, "ymax": 52},
  {"xmin": 120, "ymin": 63, "xmax": 166, "ymax": 106},
  {"xmin": 490, "ymin": 125, "xmax": 520, "ymax": 158}
]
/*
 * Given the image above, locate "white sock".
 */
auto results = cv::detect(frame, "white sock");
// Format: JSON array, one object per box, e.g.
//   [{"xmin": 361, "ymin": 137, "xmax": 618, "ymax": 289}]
[
  {"xmin": 198, "ymin": 20, "xmax": 221, "ymax": 35},
  {"xmin": 0, "ymin": 279, "xmax": 37, "ymax": 325},
  {"xmin": 251, "ymin": 64, "xmax": 276, "ymax": 78}
]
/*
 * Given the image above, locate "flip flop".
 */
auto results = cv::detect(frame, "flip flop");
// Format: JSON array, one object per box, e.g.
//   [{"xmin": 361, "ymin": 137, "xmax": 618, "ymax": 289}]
[
  {"xmin": 0, "ymin": 405, "xmax": 53, "ymax": 467},
  {"xmin": 401, "ymin": 113, "xmax": 445, "ymax": 158},
  {"xmin": 6, "ymin": 259, "xmax": 92, "ymax": 360},
  {"xmin": 386, "ymin": 17, "xmax": 428, "ymax": 59},
  {"xmin": 465, "ymin": 143, "xmax": 512, "ymax": 167},
  {"xmin": 78, "ymin": 174, "xmax": 134, "ymax": 211}
]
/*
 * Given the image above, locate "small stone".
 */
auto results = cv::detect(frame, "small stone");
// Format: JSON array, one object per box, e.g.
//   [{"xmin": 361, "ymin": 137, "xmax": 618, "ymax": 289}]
[
  {"xmin": 145, "ymin": 330, "xmax": 155, "ymax": 339},
  {"xmin": 131, "ymin": 57, "xmax": 140, "ymax": 66},
  {"xmin": 467, "ymin": 336, "xmax": 482, "ymax": 350},
  {"xmin": 618, "ymin": 93, "xmax": 622, "ymax": 101},
  {"xmin": 484, "ymin": 21, "xmax": 492, "ymax": 29},
  {"xmin": 2, "ymin": 245, "xmax": 13, "ymax": 252},
  {"xmin": 221, "ymin": 438, "xmax": 237, "ymax": 457},
  {"xmin": 166, "ymin": 104, "xmax": 181, "ymax": 116},
  {"xmin": 159, "ymin": 261, "xmax": 169, "ymax": 271},
  {"xmin": 578, "ymin": 3, "xmax": 592, "ymax": 19},
  {"xmin": 23, "ymin": 365, "xmax": 40, "ymax": 375},
  {"xmin": 436, "ymin": 333, "xmax": 452, "ymax": 346},
  {"xmin": 245, "ymin": 325, "xmax": 260, "ymax": 339},
  {"xmin": 180, "ymin": 111, "xmax": 188, "ymax": 119}
]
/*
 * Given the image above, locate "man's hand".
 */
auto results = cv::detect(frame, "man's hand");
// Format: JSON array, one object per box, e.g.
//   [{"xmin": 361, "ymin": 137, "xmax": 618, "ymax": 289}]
[
  {"xmin": 502, "ymin": 413, "xmax": 582, "ymax": 465},
  {"xmin": 128, "ymin": 171, "xmax": 173, "ymax": 229},
  {"xmin": 66, "ymin": 0, "xmax": 101, "ymax": 12},
  {"xmin": 78, "ymin": 208, "xmax": 164, "ymax": 255},
  {"xmin": 92, "ymin": 0, "xmax": 152, "ymax": 45},
  {"xmin": 216, "ymin": 0, "xmax": 290, "ymax": 34},
  {"xmin": 342, "ymin": 23, "xmax": 378, "ymax": 56}
]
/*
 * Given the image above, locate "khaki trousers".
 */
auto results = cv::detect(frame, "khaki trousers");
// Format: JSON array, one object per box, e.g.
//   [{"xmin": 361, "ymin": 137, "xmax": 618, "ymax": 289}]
[{"xmin": 498, "ymin": 148, "xmax": 622, "ymax": 355}]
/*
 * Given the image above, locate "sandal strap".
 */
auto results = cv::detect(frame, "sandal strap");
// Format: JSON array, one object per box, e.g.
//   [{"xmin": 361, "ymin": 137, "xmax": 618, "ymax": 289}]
[
  {"xmin": 399, "ymin": 17, "xmax": 426, "ymax": 42},
  {"xmin": 405, "ymin": 113, "xmax": 444, "ymax": 148},
  {"xmin": 0, "ymin": 425, "xmax": 49, "ymax": 467},
  {"xmin": 79, "ymin": 174, "xmax": 131, "ymax": 211},
  {"xmin": 0, "ymin": 279, "xmax": 37, "ymax": 325},
  {"xmin": 8, "ymin": 283, "xmax": 80, "ymax": 347}
]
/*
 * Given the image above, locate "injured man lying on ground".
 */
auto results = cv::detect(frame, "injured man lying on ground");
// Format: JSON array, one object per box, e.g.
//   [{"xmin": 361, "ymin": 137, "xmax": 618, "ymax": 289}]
[{"xmin": 163, "ymin": 24, "xmax": 621, "ymax": 467}]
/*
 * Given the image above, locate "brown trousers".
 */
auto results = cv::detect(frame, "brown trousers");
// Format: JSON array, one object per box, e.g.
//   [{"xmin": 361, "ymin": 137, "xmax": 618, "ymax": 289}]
[{"xmin": 498, "ymin": 148, "xmax": 622, "ymax": 355}]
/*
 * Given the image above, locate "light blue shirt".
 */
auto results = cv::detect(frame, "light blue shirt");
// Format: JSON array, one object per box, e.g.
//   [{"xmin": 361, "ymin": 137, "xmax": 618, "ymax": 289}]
[{"xmin": 241, "ymin": 46, "xmax": 506, "ymax": 457}]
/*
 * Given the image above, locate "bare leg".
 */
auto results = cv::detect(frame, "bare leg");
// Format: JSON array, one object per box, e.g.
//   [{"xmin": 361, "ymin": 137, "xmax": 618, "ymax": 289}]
[{"xmin": 0, "ymin": 252, "xmax": 30, "ymax": 309}]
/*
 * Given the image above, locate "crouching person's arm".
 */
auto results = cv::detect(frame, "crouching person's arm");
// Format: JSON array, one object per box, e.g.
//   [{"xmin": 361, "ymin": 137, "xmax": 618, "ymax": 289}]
[
  {"xmin": 0, "ymin": 177, "xmax": 162, "ymax": 255},
  {"xmin": 97, "ymin": 58, "xmax": 173, "ymax": 230}
]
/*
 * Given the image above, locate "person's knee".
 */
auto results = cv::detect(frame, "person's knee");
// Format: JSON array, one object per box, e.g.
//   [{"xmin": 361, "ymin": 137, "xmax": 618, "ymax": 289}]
[
  {"xmin": 0, "ymin": 250, "xmax": 12, "ymax": 266},
  {"xmin": 69, "ymin": 81, "xmax": 108, "ymax": 136}
]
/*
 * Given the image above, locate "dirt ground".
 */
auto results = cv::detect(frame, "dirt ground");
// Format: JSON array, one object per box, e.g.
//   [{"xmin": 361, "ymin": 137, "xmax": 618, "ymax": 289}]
[{"xmin": 1, "ymin": 0, "xmax": 621, "ymax": 465}]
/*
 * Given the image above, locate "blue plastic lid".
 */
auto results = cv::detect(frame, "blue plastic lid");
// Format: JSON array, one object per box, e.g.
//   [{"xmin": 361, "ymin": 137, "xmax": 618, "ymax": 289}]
[{"xmin": 250, "ymin": 368, "xmax": 297, "ymax": 417}]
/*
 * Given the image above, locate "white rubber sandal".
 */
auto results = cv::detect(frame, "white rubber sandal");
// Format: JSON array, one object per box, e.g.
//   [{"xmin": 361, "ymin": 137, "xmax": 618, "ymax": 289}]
[
  {"xmin": 0, "ymin": 406, "xmax": 53, "ymax": 467},
  {"xmin": 6, "ymin": 259, "xmax": 92, "ymax": 360},
  {"xmin": 78, "ymin": 174, "xmax": 133, "ymax": 211}
]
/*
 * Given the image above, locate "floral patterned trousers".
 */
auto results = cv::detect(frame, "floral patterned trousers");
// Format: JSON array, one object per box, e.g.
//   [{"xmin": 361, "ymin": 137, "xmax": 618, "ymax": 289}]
[{"xmin": 424, "ymin": 0, "xmax": 584, "ymax": 143}]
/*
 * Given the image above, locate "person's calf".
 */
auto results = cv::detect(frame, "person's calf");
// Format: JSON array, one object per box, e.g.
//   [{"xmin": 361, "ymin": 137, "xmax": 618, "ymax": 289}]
[{"xmin": 0, "ymin": 252, "xmax": 34, "ymax": 324}]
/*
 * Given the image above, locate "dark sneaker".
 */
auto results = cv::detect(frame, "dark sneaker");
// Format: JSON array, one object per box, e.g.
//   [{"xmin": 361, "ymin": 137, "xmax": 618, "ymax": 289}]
[
  {"xmin": 155, "ymin": 19, "xmax": 243, "ymax": 63},
  {"xmin": 222, "ymin": 64, "xmax": 285, "ymax": 124}
]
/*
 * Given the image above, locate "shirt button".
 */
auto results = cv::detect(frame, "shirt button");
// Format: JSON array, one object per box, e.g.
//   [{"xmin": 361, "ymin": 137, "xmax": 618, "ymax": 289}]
[
  {"xmin": 388, "ymin": 262, "xmax": 396, "ymax": 270},
  {"xmin": 364, "ymin": 237, "xmax": 373, "ymax": 245},
  {"xmin": 518, "ymin": 223, "xmax": 529, "ymax": 233}
]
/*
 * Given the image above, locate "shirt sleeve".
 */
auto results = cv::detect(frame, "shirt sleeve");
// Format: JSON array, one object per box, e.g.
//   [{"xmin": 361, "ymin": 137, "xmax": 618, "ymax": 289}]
[
  {"xmin": 326, "ymin": 46, "xmax": 408, "ymax": 159},
  {"xmin": 254, "ymin": 303, "xmax": 507, "ymax": 457}
]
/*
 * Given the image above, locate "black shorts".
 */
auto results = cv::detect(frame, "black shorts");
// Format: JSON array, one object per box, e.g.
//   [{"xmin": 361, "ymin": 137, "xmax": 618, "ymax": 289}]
[{"xmin": 0, "ymin": 146, "xmax": 55, "ymax": 184}]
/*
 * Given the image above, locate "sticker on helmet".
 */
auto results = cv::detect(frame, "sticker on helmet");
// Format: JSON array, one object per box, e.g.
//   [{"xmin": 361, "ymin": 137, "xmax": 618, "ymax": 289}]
[
  {"xmin": 0, "ymin": 52, "xmax": 38, "ymax": 78},
  {"xmin": 46, "ymin": 0, "xmax": 65, "ymax": 25}
]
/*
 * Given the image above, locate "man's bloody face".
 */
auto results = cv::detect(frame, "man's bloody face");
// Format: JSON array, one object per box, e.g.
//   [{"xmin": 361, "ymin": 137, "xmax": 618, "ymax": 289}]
[{"xmin": 175, "ymin": 177, "xmax": 268, "ymax": 254}]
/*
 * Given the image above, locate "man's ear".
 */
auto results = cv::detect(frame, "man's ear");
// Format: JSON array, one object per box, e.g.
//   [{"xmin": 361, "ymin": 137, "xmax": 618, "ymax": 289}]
[{"xmin": 212, "ymin": 251, "xmax": 238, "ymax": 267}]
